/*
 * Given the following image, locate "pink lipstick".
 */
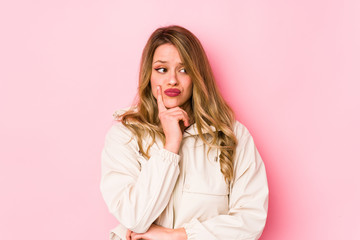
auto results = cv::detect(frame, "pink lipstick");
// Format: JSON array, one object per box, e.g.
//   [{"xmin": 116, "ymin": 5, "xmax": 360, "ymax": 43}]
[{"xmin": 164, "ymin": 88, "xmax": 181, "ymax": 97}]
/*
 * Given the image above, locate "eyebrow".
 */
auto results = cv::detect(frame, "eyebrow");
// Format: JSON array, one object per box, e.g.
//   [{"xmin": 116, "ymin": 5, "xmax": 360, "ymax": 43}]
[
  {"xmin": 153, "ymin": 60, "xmax": 167, "ymax": 64},
  {"xmin": 153, "ymin": 60, "xmax": 184, "ymax": 65}
]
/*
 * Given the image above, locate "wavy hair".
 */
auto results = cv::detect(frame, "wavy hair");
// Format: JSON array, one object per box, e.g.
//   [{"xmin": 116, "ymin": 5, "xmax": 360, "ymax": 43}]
[{"xmin": 117, "ymin": 25, "xmax": 237, "ymax": 184}]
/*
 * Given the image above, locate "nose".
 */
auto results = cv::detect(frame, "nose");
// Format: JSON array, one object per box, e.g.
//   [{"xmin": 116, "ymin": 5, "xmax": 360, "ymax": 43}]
[{"xmin": 168, "ymin": 71, "xmax": 178, "ymax": 86}]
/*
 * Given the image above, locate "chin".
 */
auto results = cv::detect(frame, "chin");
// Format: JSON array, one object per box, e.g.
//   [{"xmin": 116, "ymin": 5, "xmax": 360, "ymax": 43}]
[
  {"xmin": 164, "ymin": 103, "xmax": 180, "ymax": 109},
  {"xmin": 164, "ymin": 100, "xmax": 180, "ymax": 108}
]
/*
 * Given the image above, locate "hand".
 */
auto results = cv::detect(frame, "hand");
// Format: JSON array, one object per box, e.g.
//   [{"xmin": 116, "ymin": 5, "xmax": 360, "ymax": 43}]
[
  {"xmin": 129, "ymin": 224, "xmax": 187, "ymax": 240},
  {"xmin": 126, "ymin": 229, "xmax": 133, "ymax": 240},
  {"xmin": 157, "ymin": 86, "xmax": 190, "ymax": 154}
]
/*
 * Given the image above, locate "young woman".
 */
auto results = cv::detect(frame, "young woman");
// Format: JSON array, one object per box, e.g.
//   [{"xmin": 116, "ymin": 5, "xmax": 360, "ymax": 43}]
[{"xmin": 100, "ymin": 25, "xmax": 269, "ymax": 240}]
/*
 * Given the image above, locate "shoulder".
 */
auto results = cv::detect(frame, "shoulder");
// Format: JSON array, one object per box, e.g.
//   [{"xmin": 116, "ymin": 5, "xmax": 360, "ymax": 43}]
[
  {"xmin": 112, "ymin": 106, "xmax": 135, "ymax": 120},
  {"xmin": 105, "ymin": 105, "xmax": 146, "ymax": 144},
  {"xmin": 105, "ymin": 120, "xmax": 134, "ymax": 145},
  {"xmin": 107, "ymin": 106, "xmax": 137, "ymax": 134},
  {"xmin": 232, "ymin": 120, "xmax": 262, "ymax": 155},
  {"xmin": 233, "ymin": 120, "xmax": 252, "ymax": 141},
  {"xmin": 232, "ymin": 120, "xmax": 265, "ymax": 175}
]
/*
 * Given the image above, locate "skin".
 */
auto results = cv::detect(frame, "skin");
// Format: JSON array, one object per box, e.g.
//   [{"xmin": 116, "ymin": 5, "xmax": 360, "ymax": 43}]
[
  {"xmin": 126, "ymin": 43, "xmax": 191, "ymax": 240},
  {"xmin": 127, "ymin": 224, "xmax": 187, "ymax": 240},
  {"xmin": 151, "ymin": 43, "xmax": 193, "ymax": 154},
  {"xmin": 151, "ymin": 43, "xmax": 193, "ymax": 111}
]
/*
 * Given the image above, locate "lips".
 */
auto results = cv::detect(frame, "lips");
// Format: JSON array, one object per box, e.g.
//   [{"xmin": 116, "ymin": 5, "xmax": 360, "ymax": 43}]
[{"xmin": 164, "ymin": 88, "xmax": 181, "ymax": 97}]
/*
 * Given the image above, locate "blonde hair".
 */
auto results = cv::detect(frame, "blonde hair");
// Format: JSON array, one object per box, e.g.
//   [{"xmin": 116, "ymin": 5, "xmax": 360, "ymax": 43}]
[{"xmin": 118, "ymin": 25, "xmax": 237, "ymax": 183}]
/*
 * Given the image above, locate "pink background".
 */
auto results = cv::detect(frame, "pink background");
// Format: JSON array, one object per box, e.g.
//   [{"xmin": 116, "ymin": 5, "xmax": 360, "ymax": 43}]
[{"xmin": 1, "ymin": 0, "xmax": 359, "ymax": 239}]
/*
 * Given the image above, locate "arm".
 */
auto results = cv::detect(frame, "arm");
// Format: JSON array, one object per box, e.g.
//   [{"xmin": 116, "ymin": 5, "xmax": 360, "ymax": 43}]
[
  {"xmin": 122, "ymin": 86, "xmax": 191, "ymax": 239},
  {"xmin": 129, "ymin": 224, "xmax": 187, "ymax": 240},
  {"xmin": 100, "ymin": 122, "xmax": 180, "ymax": 233},
  {"xmin": 184, "ymin": 123, "xmax": 269, "ymax": 240}
]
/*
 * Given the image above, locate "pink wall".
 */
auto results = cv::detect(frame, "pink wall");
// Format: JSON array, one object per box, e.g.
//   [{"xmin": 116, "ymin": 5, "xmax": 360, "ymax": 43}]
[{"xmin": 1, "ymin": 1, "xmax": 359, "ymax": 239}]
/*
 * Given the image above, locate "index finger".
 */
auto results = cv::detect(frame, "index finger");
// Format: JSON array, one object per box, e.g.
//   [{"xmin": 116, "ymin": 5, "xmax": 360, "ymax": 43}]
[
  {"xmin": 157, "ymin": 85, "xmax": 167, "ymax": 113},
  {"xmin": 126, "ymin": 229, "xmax": 132, "ymax": 240}
]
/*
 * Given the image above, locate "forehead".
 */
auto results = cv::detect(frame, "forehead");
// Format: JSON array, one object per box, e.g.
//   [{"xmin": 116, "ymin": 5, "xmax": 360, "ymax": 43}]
[{"xmin": 153, "ymin": 43, "xmax": 182, "ymax": 63}]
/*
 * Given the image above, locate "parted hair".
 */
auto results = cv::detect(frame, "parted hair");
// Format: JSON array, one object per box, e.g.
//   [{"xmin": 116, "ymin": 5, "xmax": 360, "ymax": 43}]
[{"xmin": 117, "ymin": 25, "xmax": 238, "ymax": 184}]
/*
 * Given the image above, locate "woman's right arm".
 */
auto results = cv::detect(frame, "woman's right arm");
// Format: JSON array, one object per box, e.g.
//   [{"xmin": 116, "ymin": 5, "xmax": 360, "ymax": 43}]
[{"xmin": 100, "ymin": 122, "xmax": 180, "ymax": 234}]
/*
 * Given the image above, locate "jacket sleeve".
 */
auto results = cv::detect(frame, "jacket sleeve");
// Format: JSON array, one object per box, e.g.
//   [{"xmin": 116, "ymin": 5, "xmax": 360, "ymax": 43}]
[
  {"xmin": 184, "ymin": 123, "xmax": 269, "ymax": 240},
  {"xmin": 100, "ymin": 122, "xmax": 180, "ymax": 233}
]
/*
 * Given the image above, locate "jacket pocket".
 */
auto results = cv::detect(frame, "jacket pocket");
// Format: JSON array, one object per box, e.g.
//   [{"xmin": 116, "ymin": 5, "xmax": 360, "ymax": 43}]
[{"xmin": 183, "ymin": 147, "xmax": 229, "ymax": 196}]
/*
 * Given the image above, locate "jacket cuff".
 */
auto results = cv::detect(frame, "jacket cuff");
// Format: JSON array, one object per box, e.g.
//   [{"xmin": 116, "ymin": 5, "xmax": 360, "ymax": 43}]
[
  {"xmin": 184, "ymin": 218, "xmax": 217, "ymax": 240},
  {"xmin": 159, "ymin": 148, "xmax": 180, "ymax": 166},
  {"xmin": 110, "ymin": 224, "xmax": 127, "ymax": 240}
]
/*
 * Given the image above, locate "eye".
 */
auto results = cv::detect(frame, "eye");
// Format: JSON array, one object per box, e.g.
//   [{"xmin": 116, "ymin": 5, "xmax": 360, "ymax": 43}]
[
  {"xmin": 179, "ymin": 68, "xmax": 187, "ymax": 73},
  {"xmin": 155, "ymin": 67, "xmax": 167, "ymax": 73}
]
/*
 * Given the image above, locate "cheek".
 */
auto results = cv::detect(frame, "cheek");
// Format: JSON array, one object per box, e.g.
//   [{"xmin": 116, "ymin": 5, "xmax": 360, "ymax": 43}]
[
  {"xmin": 150, "ymin": 79, "xmax": 157, "ymax": 99},
  {"xmin": 185, "ymin": 79, "xmax": 193, "ymax": 95}
]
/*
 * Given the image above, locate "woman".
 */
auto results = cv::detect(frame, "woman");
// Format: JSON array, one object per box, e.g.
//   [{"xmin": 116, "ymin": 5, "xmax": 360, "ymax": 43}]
[{"xmin": 100, "ymin": 25, "xmax": 269, "ymax": 240}]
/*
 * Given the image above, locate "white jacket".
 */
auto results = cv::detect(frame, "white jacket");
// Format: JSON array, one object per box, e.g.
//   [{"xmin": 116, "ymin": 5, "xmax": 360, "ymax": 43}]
[{"xmin": 100, "ymin": 119, "xmax": 269, "ymax": 240}]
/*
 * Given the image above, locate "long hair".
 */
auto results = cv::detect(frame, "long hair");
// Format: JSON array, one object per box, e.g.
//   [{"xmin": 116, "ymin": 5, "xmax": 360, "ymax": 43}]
[{"xmin": 118, "ymin": 25, "xmax": 237, "ymax": 184}]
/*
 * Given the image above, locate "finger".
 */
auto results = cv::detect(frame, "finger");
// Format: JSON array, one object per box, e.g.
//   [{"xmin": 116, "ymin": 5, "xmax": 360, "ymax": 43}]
[
  {"xmin": 181, "ymin": 111, "xmax": 190, "ymax": 127},
  {"xmin": 180, "ymin": 114, "xmax": 190, "ymax": 127},
  {"xmin": 165, "ymin": 108, "xmax": 190, "ymax": 125},
  {"xmin": 156, "ymin": 86, "xmax": 167, "ymax": 113},
  {"xmin": 126, "ymin": 229, "xmax": 132, "ymax": 240},
  {"xmin": 162, "ymin": 106, "xmax": 184, "ymax": 113},
  {"xmin": 130, "ymin": 232, "xmax": 143, "ymax": 240},
  {"xmin": 169, "ymin": 112, "xmax": 190, "ymax": 127}
]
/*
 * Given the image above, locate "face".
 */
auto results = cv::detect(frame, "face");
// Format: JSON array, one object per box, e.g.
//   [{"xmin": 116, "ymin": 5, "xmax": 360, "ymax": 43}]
[{"xmin": 150, "ymin": 43, "xmax": 193, "ymax": 110}]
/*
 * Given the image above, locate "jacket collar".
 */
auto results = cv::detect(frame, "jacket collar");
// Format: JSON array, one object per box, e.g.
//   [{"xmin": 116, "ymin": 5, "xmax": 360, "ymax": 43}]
[{"xmin": 183, "ymin": 123, "xmax": 217, "ymax": 137}]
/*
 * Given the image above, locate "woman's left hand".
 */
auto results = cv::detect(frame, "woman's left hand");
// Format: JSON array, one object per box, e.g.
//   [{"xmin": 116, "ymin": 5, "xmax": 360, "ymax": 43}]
[{"xmin": 129, "ymin": 224, "xmax": 187, "ymax": 240}]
